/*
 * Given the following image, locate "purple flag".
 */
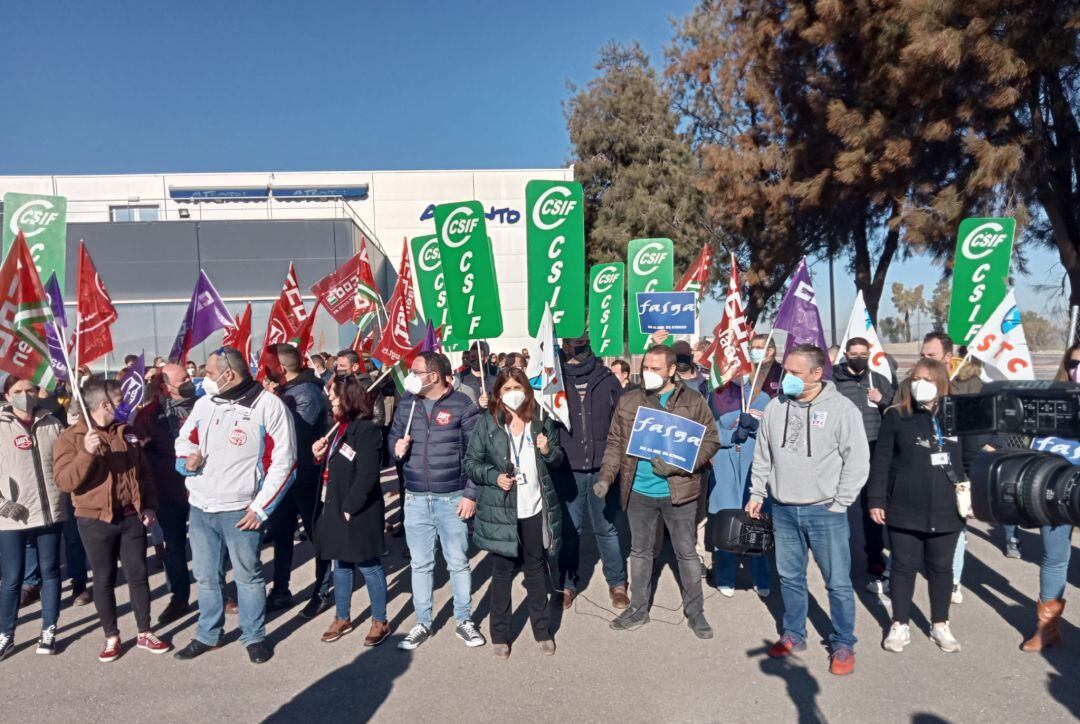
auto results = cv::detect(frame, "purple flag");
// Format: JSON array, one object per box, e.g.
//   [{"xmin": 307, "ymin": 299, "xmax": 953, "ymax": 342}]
[
  {"xmin": 41, "ymin": 273, "xmax": 70, "ymax": 382},
  {"xmin": 45, "ymin": 273, "xmax": 67, "ymax": 328},
  {"xmin": 420, "ymin": 321, "xmax": 441, "ymax": 354},
  {"xmin": 772, "ymin": 258, "xmax": 832, "ymax": 379},
  {"xmin": 115, "ymin": 352, "xmax": 146, "ymax": 423},
  {"xmin": 169, "ymin": 270, "xmax": 233, "ymax": 363}
]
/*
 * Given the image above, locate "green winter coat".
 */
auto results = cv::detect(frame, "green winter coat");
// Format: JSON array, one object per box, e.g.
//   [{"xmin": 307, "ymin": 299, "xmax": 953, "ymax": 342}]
[{"xmin": 464, "ymin": 409, "xmax": 564, "ymax": 558}]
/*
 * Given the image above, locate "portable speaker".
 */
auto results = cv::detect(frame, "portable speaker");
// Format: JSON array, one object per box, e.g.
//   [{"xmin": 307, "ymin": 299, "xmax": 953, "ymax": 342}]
[{"xmin": 712, "ymin": 509, "xmax": 774, "ymax": 555}]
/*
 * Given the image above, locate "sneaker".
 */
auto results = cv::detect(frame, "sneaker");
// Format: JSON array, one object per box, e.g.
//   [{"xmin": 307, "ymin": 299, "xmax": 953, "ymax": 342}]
[
  {"xmin": 98, "ymin": 636, "xmax": 122, "ymax": 663},
  {"xmin": 951, "ymin": 584, "xmax": 964, "ymax": 604},
  {"xmin": 364, "ymin": 620, "xmax": 391, "ymax": 647},
  {"xmin": 882, "ymin": 622, "xmax": 911, "ymax": 652},
  {"xmin": 173, "ymin": 638, "xmax": 218, "ymax": 660},
  {"xmin": 266, "ymin": 588, "xmax": 293, "ymax": 613},
  {"xmin": 455, "ymin": 619, "xmax": 487, "ymax": 648},
  {"xmin": 609, "ymin": 606, "xmax": 650, "ymax": 631},
  {"xmin": 1005, "ymin": 539, "xmax": 1021, "ymax": 559},
  {"xmin": 299, "ymin": 593, "xmax": 333, "ymax": 621},
  {"xmin": 718, "ymin": 586, "xmax": 735, "ymax": 598},
  {"xmin": 538, "ymin": 639, "xmax": 556, "ymax": 656},
  {"xmin": 0, "ymin": 632, "xmax": 13, "ymax": 661},
  {"xmin": 137, "ymin": 632, "xmax": 171, "ymax": 654},
  {"xmin": 687, "ymin": 612, "xmax": 713, "ymax": 640},
  {"xmin": 397, "ymin": 624, "xmax": 431, "ymax": 651},
  {"xmin": 321, "ymin": 618, "xmax": 354, "ymax": 643},
  {"xmin": 866, "ymin": 576, "xmax": 890, "ymax": 595},
  {"xmin": 36, "ymin": 626, "xmax": 57, "ymax": 655},
  {"xmin": 829, "ymin": 647, "xmax": 856, "ymax": 675},
  {"xmin": 492, "ymin": 643, "xmax": 511, "ymax": 659},
  {"xmin": 768, "ymin": 634, "xmax": 806, "ymax": 659},
  {"xmin": 930, "ymin": 622, "xmax": 962, "ymax": 653},
  {"xmin": 756, "ymin": 587, "xmax": 771, "ymax": 599}
]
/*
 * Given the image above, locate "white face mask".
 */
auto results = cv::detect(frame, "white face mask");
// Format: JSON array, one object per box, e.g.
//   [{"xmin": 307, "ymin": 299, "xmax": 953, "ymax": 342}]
[
  {"xmin": 642, "ymin": 370, "xmax": 666, "ymax": 391},
  {"xmin": 501, "ymin": 389, "xmax": 527, "ymax": 411},
  {"xmin": 911, "ymin": 379, "xmax": 938, "ymax": 404},
  {"xmin": 403, "ymin": 372, "xmax": 424, "ymax": 396},
  {"xmin": 749, "ymin": 348, "xmax": 766, "ymax": 364},
  {"xmin": 201, "ymin": 376, "xmax": 220, "ymax": 397}
]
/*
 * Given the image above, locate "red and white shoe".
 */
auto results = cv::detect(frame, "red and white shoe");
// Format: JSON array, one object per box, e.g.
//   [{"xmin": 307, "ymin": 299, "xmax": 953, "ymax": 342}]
[
  {"xmin": 99, "ymin": 636, "xmax": 122, "ymax": 663},
  {"xmin": 137, "ymin": 632, "xmax": 171, "ymax": 654}
]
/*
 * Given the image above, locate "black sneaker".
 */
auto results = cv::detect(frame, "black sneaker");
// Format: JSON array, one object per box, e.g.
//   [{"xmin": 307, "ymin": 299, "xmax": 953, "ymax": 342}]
[
  {"xmin": 266, "ymin": 589, "xmax": 293, "ymax": 613},
  {"xmin": 299, "ymin": 593, "xmax": 333, "ymax": 620},
  {"xmin": 173, "ymin": 638, "xmax": 218, "ymax": 660},
  {"xmin": 397, "ymin": 624, "xmax": 431, "ymax": 651},
  {"xmin": 455, "ymin": 619, "xmax": 486, "ymax": 648},
  {"xmin": 610, "ymin": 606, "xmax": 650, "ymax": 631},
  {"xmin": 687, "ymin": 612, "xmax": 713, "ymax": 640},
  {"xmin": 0, "ymin": 632, "xmax": 13, "ymax": 661},
  {"xmin": 36, "ymin": 625, "xmax": 57, "ymax": 655},
  {"xmin": 246, "ymin": 641, "xmax": 272, "ymax": 664}
]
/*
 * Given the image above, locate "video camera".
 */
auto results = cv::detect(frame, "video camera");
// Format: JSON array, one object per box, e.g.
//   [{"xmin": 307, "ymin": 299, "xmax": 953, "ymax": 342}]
[{"xmin": 938, "ymin": 381, "xmax": 1080, "ymax": 528}]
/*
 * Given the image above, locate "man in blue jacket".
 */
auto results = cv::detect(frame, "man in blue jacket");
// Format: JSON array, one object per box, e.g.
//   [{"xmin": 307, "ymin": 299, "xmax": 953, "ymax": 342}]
[{"xmin": 389, "ymin": 352, "xmax": 485, "ymax": 651}]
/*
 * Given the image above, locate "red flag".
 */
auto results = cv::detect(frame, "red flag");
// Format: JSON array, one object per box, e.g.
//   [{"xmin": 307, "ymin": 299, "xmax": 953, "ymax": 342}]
[
  {"xmin": 257, "ymin": 263, "xmax": 306, "ymax": 382},
  {"xmin": 71, "ymin": 242, "xmax": 117, "ymax": 367},
  {"xmin": 291, "ymin": 300, "xmax": 319, "ymax": 363},
  {"xmin": 371, "ymin": 244, "xmax": 416, "ymax": 367},
  {"xmin": 354, "ymin": 237, "xmax": 380, "ymax": 325},
  {"xmin": 222, "ymin": 303, "xmax": 252, "ymax": 364},
  {"xmin": 312, "ymin": 254, "xmax": 363, "ymax": 326},
  {"xmin": 675, "ymin": 244, "xmax": 714, "ymax": 297},
  {"xmin": 280, "ymin": 261, "xmax": 307, "ymax": 332},
  {"xmin": 702, "ymin": 257, "xmax": 752, "ymax": 390},
  {"xmin": 0, "ymin": 232, "xmax": 56, "ymax": 389}
]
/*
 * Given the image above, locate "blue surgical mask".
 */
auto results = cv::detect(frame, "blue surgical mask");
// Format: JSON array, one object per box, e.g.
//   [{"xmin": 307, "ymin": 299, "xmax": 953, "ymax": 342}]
[
  {"xmin": 749, "ymin": 348, "xmax": 765, "ymax": 364},
  {"xmin": 781, "ymin": 374, "xmax": 805, "ymax": 398}
]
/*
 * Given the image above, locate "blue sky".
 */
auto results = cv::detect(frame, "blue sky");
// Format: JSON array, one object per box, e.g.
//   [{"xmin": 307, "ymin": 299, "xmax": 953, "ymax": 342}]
[{"xmin": 3, "ymin": 0, "xmax": 1065, "ymax": 336}]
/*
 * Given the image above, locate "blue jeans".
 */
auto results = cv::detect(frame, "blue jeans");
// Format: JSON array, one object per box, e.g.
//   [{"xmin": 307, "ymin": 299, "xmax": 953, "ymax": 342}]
[
  {"xmin": 1039, "ymin": 525, "xmax": 1074, "ymax": 602},
  {"xmin": 713, "ymin": 549, "xmax": 773, "ymax": 591},
  {"xmin": 403, "ymin": 493, "xmax": 472, "ymax": 627},
  {"xmin": 333, "ymin": 559, "xmax": 387, "ymax": 621},
  {"xmin": 952, "ymin": 525, "xmax": 966, "ymax": 584},
  {"xmin": 1003, "ymin": 524, "xmax": 1018, "ymax": 543},
  {"xmin": 188, "ymin": 506, "xmax": 266, "ymax": 646},
  {"xmin": 556, "ymin": 470, "xmax": 627, "ymax": 591},
  {"xmin": 0, "ymin": 525, "xmax": 61, "ymax": 636},
  {"xmin": 772, "ymin": 503, "xmax": 857, "ymax": 650}
]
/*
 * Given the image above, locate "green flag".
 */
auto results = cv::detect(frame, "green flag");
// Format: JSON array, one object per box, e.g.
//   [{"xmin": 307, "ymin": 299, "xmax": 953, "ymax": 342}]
[
  {"xmin": 408, "ymin": 234, "xmax": 467, "ymax": 352},
  {"xmin": 948, "ymin": 218, "xmax": 1016, "ymax": 345},
  {"xmin": 433, "ymin": 201, "xmax": 503, "ymax": 340},
  {"xmin": 589, "ymin": 263, "xmax": 624, "ymax": 357},
  {"xmin": 3, "ymin": 193, "xmax": 68, "ymax": 291},
  {"xmin": 525, "ymin": 180, "xmax": 585, "ymax": 337},
  {"xmin": 626, "ymin": 238, "xmax": 674, "ymax": 354}
]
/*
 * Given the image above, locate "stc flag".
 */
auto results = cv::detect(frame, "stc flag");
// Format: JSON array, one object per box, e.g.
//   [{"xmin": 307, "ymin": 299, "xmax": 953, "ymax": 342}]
[
  {"xmin": 675, "ymin": 244, "xmax": 713, "ymax": 299},
  {"xmin": 968, "ymin": 290, "xmax": 1035, "ymax": 381},
  {"xmin": 702, "ymin": 257, "xmax": 752, "ymax": 390},
  {"xmin": 371, "ymin": 244, "xmax": 417, "ymax": 368},
  {"xmin": 71, "ymin": 242, "xmax": 117, "ymax": 367},
  {"xmin": 221, "ymin": 303, "xmax": 252, "ymax": 364},
  {"xmin": 526, "ymin": 303, "xmax": 571, "ymax": 430},
  {"xmin": 169, "ymin": 270, "xmax": 233, "ymax": 364},
  {"xmin": 772, "ymin": 257, "xmax": 832, "ymax": 379},
  {"xmin": 115, "ymin": 352, "xmax": 146, "ymax": 423},
  {"xmin": 837, "ymin": 291, "xmax": 892, "ymax": 382},
  {"xmin": 0, "ymin": 232, "xmax": 57, "ymax": 390}
]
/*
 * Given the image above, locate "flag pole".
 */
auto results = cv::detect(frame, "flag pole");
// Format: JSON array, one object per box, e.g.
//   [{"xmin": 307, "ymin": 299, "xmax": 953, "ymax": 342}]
[
  {"xmin": 367, "ymin": 364, "xmax": 394, "ymax": 392},
  {"xmin": 404, "ymin": 399, "xmax": 417, "ymax": 438},
  {"xmin": 950, "ymin": 351, "xmax": 972, "ymax": 382},
  {"xmin": 53, "ymin": 321, "xmax": 87, "ymax": 421},
  {"xmin": 747, "ymin": 328, "xmax": 776, "ymax": 405}
]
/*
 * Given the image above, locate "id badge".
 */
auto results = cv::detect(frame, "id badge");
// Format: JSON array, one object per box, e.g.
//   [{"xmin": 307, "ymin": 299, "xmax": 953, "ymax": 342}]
[{"xmin": 930, "ymin": 452, "xmax": 950, "ymax": 467}]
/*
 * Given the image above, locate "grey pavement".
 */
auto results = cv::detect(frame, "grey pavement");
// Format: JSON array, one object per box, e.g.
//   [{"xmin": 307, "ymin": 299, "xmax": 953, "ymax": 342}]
[{"xmin": 4, "ymin": 476, "xmax": 1078, "ymax": 723}]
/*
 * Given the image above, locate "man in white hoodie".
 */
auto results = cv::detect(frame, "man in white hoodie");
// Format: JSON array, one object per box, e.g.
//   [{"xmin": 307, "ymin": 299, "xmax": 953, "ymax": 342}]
[{"xmin": 746, "ymin": 344, "xmax": 869, "ymax": 676}]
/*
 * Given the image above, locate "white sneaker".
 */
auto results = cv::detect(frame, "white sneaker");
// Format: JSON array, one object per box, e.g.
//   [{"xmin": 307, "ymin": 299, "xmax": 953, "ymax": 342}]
[
  {"xmin": 882, "ymin": 622, "xmax": 911, "ymax": 652},
  {"xmin": 718, "ymin": 586, "xmax": 735, "ymax": 598},
  {"xmin": 755, "ymin": 587, "xmax": 771, "ymax": 599},
  {"xmin": 951, "ymin": 585, "xmax": 964, "ymax": 604},
  {"xmin": 866, "ymin": 576, "xmax": 890, "ymax": 595},
  {"xmin": 931, "ymin": 622, "xmax": 962, "ymax": 653}
]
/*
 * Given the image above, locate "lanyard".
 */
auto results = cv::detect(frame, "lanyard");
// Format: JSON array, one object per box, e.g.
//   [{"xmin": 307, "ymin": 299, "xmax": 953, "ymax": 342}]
[
  {"xmin": 931, "ymin": 417, "xmax": 944, "ymax": 452},
  {"xmin": 505, "ymin": 424, "xmax": 530, "ymax": 470}
]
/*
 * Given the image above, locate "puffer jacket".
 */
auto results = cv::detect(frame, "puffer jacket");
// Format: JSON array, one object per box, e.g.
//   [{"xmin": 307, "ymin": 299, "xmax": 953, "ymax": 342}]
[
  {"xmin": 388, "ymin": 387, "xmax": 481, "ymax": 498},
  {"xmin": 831, "ymin": 362, "xmax": 894, "ymax": 442},
  {"xmin": 0, "ymin": 406, "xmax": 66, "ymax": 530},
  {"xmin": 596, "ymin": 379, "xmax": 722, "ymax": 509},
  {"xmin": 464, "ymin": 409, "xmax": 564, "ymax": 557},
  {"xmin": 279, "ymin": 369, "xmax": 329, "ymax": 482}
]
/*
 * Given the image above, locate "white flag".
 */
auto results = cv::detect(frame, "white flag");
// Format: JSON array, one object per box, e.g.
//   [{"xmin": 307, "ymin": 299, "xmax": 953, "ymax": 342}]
[
  {"xmin": 837, "ymin": 291, "xmax": 893, "ymax": 382},
  {"xmin": 968, "ymin": 290, "xmax": 1034, "ymax": 381},
  {"xmin": 526, "ymin": 304, "xmax": 571, "ymax": 430}
]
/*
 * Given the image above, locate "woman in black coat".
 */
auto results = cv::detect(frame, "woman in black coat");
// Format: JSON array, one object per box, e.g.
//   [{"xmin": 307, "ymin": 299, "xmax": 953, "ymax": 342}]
[
  {"xmin": 312, "ymin": 376, "xmax": 389, "ymax": 646},
  {"xmin": 868, "ymin": 358, "xmax": 966, "ymax": 655}
]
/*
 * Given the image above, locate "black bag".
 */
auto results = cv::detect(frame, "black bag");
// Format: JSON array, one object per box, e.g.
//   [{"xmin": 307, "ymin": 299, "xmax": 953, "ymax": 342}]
[{"xmin": 712, "ymin": 509, "xmax": 774, "ymax": 555}]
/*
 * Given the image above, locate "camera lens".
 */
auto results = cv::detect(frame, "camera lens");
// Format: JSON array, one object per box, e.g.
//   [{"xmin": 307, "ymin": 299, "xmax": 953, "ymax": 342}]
[{"xmin": 971, "ymin": 449, "xmax": 1080, "ymax": 528}]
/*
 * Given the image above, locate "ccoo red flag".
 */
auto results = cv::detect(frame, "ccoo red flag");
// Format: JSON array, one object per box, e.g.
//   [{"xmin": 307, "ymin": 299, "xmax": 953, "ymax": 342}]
[
  {"xmin": 71, "ymin": 242, "xmax": 117, "ymax": 367},
  {"xmin": 290, "ymin": 300, "xmax": 319, "ymax": 364},
  {"xmin": 371, "ymin": 243, "xmax": 416, "ymax": 367},
  {"xmin": 222, "ymin": 303, "xmax": 252, "ymax": 364},
  {"xmin": 675, "ymin": 244, "xmax": 713, "ymax": 298},
  {"xmin": 0, "ymin": 232, "xmax": 56, "ymax": 389},
  {"xmin": 701, "ymin": 256, "xmax": 752, "ymax": 390}
]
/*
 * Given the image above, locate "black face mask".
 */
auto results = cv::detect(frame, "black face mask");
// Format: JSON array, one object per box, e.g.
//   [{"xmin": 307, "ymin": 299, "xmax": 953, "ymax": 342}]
[
  {"xmin": 847, "ymin": 357, "xmax": 868, "ymax": 373},
  {"xmin": 1067, "ymin": 359, "xmax": 1080, "ymax": 372},
  {"xmin": 469, "ymin": 358, "xmax": 482, "ymax": 372},
  {"xmin": 177, "ymin": 381, "xmax": 197, "ymax": 399}
]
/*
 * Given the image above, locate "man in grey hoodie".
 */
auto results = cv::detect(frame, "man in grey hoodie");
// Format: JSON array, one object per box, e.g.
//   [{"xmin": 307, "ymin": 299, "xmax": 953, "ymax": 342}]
[{"xmin": 746, "ymin": 344, "xmax": 869, "ymax": 676}]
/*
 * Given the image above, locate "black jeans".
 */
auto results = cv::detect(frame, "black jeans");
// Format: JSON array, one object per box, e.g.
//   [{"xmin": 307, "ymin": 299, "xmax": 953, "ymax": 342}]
[
  {"xmin": 627, "ymin": 491, "xmax": 703, "ymax": 615},
  {"xmin": 859, "ymin": 441, "xmax": 885, "ymax": 572},
  {"xmin": 488, "ymin": 513, "xmax": 552, "ymax": 645},
  {"xmin": 157, "ymin": 500, "xmax": 190, "ymax": 604},
  {"xmin": 269, "ymin": 478, "xmax": 330, "ymax": 597},
  {"xmin": 888, "ymin": 526, "xmax": 960, "ymax": 624},
  {"xmin": 77, "ymin": 515, "xmax": 152, "ymax": 637}
]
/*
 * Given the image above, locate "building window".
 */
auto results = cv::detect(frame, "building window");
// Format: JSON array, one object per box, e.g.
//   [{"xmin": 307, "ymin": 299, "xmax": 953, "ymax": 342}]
[{"xmin": 109, "ymin": 205, "xmax": 160, "ymax": 222}]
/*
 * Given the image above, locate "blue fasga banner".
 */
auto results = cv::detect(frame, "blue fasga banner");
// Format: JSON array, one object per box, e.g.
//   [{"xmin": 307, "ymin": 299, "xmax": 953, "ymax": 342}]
[
  {"xmin": 626, "ymin": 407, "xmax": 706, "ymax": 473},
  {"xmin": 1031, "ymin": 437, "xmax": 1080, "ymax": 464},
  {"xmin": 636, "ymin": 291, "xmax": 697, "ymax": 334}
]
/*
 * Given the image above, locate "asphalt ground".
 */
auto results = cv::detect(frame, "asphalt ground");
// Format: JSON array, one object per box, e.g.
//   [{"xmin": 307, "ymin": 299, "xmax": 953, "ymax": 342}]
[{"xmin": 3, "ymin": 471, "xmax": 1078, "ymax": 723}]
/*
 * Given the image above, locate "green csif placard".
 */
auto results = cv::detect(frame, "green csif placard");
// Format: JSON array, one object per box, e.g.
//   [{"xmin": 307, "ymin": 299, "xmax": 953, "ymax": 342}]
[
  {"xmin": 626, "ymin": 238, "xmax": 673, "ymax": 354},
  {"xmin": 948, "ymin": 217, "xmax": 1016, "ymax": 345},
  {"xmin": 589, "ymin": 262, "xmax": 624, "ymax": 357},
  {"xmin": 2, "ymin": 192, "xmax": 68, "ymax": 290},
  {"xmin": 433, "ymin": 200, "xmax": 503, "ymax": 340},
  {"xmin": 408, "ymin": 233, "xmax": 468, "ymax": 352},
  {"xmin": 525, "ymin": 180, "xmax": 585, "ymax": 337}
]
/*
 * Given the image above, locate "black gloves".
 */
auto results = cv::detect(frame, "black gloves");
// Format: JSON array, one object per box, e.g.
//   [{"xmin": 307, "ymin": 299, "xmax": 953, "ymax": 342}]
[{"xmin": 737, "ymin": 413, "xmax": 760, "ymax": 432}]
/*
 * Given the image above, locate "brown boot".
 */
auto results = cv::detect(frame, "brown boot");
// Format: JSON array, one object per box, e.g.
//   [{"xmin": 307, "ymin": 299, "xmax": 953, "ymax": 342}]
[
  {"xmin": 1021, "ymin": 599, "xmax": 1065, "ymax": 652},
  {"xmin": 364, "ymin": 620, "xmax": 390, "ymax": 647}
]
